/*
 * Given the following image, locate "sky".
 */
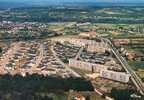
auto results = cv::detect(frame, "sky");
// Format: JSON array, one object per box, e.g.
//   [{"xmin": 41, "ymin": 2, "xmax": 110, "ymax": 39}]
[{"xmin": 1, "ymin": 0, "xmax": 144, "ymax": 3}]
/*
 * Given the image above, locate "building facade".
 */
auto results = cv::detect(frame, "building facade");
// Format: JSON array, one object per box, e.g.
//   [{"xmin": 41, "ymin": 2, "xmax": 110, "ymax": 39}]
[
  {"xmin": 69, "ymin": 59, "xmax": 130, "ymax": 83},
  {"xmin": 100, "ymin": 70, "xmax": 130, "ymax": 83},
  {"xmin": 69, "ymin": 59, "xmax": 108, "ymax": 73},
  {"xmin": 52, "ymin": 38, "xmax": 108, "ymax": 53}
]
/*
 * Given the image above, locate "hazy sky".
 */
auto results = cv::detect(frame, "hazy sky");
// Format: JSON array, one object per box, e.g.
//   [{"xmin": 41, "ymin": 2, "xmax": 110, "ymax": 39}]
[{"xmin": 2, "ymin": 0, "xmax": 144, "ymax": 3}]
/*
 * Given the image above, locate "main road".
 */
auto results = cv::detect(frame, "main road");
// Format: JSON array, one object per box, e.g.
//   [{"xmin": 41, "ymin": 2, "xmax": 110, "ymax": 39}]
[{"xmin": 104, "ymin": 38, "xmax": 144, "ymax": 95}]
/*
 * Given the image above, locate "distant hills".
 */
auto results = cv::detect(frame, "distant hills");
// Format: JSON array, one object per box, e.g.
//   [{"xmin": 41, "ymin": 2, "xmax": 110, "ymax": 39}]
[
  {"xmin": 2, "ymin": 0, "xmax": 144, "ymax": 3},
  {"xmin": 0, "ymin": 1, "xmax": 30, "ymax": 9},
  {"xmin": 0, "ymin": 1, "xmax": 144, "ymax": 9}
]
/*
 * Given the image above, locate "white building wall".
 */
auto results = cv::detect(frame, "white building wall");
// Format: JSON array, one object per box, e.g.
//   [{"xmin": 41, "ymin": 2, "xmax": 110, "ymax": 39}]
[
  {"xmin": 100, "ymin": 70, "xmax": 130, "ymax": 83},
  {"xmin": 52, "ymin": 38, "xmax": 108, "ymax": 49},
  {"xmin": 69, "ymin": 59, "xmax": 130, "ymax": 83},
  {"xmin": 69, "ymin": 59, "xmax": 108, "ymax": 72}
]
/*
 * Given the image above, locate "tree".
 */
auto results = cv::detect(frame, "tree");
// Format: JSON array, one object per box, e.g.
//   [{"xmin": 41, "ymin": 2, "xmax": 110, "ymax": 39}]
[{"xmin": 0, "ymin": 47, "xmax": 2, "ymax": 53}]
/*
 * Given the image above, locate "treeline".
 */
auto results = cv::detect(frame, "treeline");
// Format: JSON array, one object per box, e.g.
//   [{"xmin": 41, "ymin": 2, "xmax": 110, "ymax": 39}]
[
  {"xmin": 0, "ymin": 74, "xmax": 93, "ymax": 100},
  {"xmin": 0, "ymin": 74, "xmax": 94, "ymax": 92},
  {"xmin": 3, "ymin": 16, "xmax": 144, "ymax": 24},
  {"xmin": 110, "ymin": 87, "xmax": 136, "ymax": 100}
]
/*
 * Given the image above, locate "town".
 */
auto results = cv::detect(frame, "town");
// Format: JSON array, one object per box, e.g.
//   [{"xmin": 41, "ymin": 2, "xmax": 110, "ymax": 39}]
[
  {"xmin": 0, "ymin": 4, "xmax": 144, "ymax": 100},
  {"xmin": 0, "ymin": 25, "xmax": 143, "ymax": 99}
]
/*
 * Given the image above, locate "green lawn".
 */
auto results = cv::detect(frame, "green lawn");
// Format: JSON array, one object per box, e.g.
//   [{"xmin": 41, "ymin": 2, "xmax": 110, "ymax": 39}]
[{"xmin": 128, "ymin": 61, "xmax": 144, "ymax": 70}]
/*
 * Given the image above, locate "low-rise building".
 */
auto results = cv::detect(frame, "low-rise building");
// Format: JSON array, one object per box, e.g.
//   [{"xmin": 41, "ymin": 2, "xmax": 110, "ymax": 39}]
[
  {"xmin": 113, "ymin": 39, "xmax": 130, "ymax": 46},
  {"xmin": 126, "ymin": 52, "xmax": 137, "ymax": 61},
  {"xmin": 79, "ymin": 31, "xmax": 97, "ymax": 38}
]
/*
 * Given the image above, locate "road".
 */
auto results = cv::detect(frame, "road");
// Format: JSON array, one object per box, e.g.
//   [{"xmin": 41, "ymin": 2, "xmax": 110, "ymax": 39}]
[
  {"xmin": 51, "ymin": 44, "xmax": 81, "ymax": 77},
  {"xmin": 31, "ymin": 44, "xmax": 44, "ymax": 69},
  {"xmin": 104, "ymin": 38, "xmax": 144, "ymax": 95},
  {"xmin": 0, "ymin": 42, "xmax": 21, "ymax": 69},
  {"xmin": 75, "ymin": 46, "xmax": 84, "ymax": 60}
]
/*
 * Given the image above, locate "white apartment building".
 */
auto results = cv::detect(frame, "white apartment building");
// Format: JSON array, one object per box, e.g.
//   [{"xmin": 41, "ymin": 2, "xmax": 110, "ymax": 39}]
[
  {"xmin": 100, "ymin": 70, "xmax": 130, "ymax": 83},
  {"xmin": 52, "ymin": 37, "xmax": 108, "ymax": 53},
  {"xmin": 69, "ymin": 59, "xmax": 130, "ymax": 83},
  {"xmin": 69, "ymin": 59, "xmax": 108, "ymax": 73},
  {"xmin": 87, "ymin": 42, "xmax": 107, "ymax": 53}
]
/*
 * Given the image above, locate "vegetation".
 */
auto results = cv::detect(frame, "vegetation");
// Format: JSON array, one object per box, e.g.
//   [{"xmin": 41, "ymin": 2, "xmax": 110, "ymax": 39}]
[
  {"xmin": 110, "ymin": 87, "xmax": 135, "ymax": 100},
  {"xmin": 1, "ymin": 7, "xmax": 144, "ymax": 24},
  {"xmin": 0, "ymin": 74, "xmax": 94, "ymax": 100}
]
